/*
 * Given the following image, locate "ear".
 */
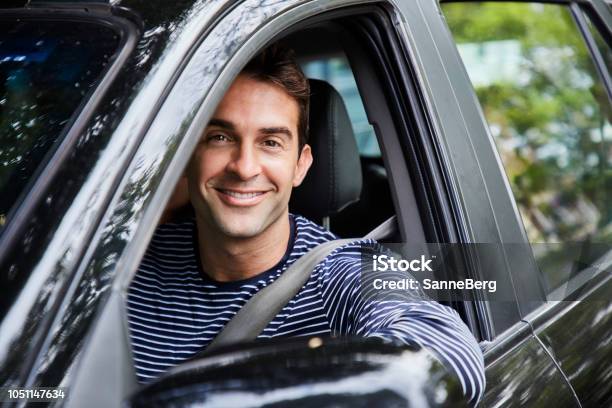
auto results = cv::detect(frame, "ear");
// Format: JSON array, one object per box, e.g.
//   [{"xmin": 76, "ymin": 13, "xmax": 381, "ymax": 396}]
[{"xmin": 292, "ymin": 144, "xmax": 313, "ymax": 187}]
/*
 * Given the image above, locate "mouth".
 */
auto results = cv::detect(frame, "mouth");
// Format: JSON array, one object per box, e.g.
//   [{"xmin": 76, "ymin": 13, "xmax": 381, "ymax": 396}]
[{"xmin": 214, "ymin": 188, "xmax": 268, "ymax": 206}]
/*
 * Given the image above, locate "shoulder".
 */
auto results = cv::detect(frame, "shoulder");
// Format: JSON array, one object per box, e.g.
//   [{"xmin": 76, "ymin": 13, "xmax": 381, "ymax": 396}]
[
  {"xmin": 292, "ymin": 214, "xmax": 337, "ymax": 247},
  {"xmin": 292, "ymin": 214, "xmax": 379, "ymax": 249},
  {"xmin": 291, "ymin": 215, "xmax": 338, "ymax": 259},
  {"xmin": 132, "ymin": 219, "xmax": 199, "ymax": 287}
]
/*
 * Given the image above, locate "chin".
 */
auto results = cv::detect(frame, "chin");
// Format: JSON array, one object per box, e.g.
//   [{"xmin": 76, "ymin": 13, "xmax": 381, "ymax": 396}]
[
  {"xmin": 220, "ymin": 224, "xmax": 264, "ymax": 239},
  {"xmin": 215, "ymin": 215, "xmax": 269, "ymax": 239},
  {"xmin": 203, "ymin": 201, "xmax": 288, "ymax": 239}
]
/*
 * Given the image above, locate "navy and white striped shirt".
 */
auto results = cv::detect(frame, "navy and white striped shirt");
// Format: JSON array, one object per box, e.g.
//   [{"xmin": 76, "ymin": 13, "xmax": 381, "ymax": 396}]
[{"xmin": 127, "ymin": 214, "xmax": 485, "ymax": 404}]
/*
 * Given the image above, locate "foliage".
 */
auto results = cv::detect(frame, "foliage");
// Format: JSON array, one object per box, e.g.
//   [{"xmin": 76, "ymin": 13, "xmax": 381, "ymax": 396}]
[{"xmin": 444, "ymin": 2, "xmax": 611, "ymax": 243}]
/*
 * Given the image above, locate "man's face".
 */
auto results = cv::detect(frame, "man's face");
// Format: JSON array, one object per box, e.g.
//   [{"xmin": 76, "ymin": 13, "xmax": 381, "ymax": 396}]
[{"xmin": 187, "ymin": 74, "xmax": 312, "ymax": 239}]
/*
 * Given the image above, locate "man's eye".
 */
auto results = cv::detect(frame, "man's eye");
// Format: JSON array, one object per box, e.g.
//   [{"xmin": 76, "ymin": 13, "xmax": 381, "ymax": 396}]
[
  {"xmin": 208, "ymin": 134, "xmax": 230, "ymax": 143},
  {"xmin": 262, "ymin": 139, "xmax": 281, "ymax": 148}
]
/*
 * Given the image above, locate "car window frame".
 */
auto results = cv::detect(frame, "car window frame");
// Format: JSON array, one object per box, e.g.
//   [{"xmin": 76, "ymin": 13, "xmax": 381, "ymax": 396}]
[
  {"xmin": 107, "ymin": 0, "xmax": 536, "ymax": 342},
  {"xmin": 325, "ymin": 8, "xmax": 492, "ymax": 334}
]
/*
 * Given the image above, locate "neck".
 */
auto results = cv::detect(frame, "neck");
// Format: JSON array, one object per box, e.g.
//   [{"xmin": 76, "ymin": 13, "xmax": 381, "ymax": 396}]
[{"xmin": 195, "ymin": 212, "xmax": 291, "ymax": 282}]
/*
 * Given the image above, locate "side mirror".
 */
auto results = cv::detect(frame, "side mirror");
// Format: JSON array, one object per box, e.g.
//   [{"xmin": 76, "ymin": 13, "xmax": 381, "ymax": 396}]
[{"xmin": 128, "ymin": 336, "xmax": 468, "ymax": 407}]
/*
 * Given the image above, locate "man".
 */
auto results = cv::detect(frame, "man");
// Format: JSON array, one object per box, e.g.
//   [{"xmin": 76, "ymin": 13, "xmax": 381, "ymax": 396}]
[{"xmin": 127, "ymin": 45, "xmax": 485, "ymax": 405}]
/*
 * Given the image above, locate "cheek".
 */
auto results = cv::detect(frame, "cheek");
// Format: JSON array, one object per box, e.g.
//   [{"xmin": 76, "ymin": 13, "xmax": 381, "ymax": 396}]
[
  {"xmin": 197, "ymin": 149, "xmax": 228, "ymax": 182},
  {"xmin": 263, "ymin": 155, "xmax": 298, "ymax": 188}
]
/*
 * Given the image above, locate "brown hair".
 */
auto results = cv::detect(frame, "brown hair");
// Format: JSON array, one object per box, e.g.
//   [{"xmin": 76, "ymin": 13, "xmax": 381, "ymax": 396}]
[{"xmin": 241, "ymin": 44, "xmax": 309, "ymax": 151}]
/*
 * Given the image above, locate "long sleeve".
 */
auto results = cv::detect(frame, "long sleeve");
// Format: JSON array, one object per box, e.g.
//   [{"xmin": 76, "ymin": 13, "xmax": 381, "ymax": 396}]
[{"xmin": 317, "ymin": 244, "xmax": 486, "ymax": 406}]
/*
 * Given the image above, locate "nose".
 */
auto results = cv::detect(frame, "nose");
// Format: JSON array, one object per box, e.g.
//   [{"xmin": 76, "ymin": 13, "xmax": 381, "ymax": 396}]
[{"xmin": 225, "ymin": 142, "xmax": 261, "ymax": 180}]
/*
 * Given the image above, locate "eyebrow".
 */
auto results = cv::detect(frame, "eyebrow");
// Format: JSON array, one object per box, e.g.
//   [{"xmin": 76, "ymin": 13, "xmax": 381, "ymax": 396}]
[
  {"xmin": 208, "ymin": 118, "xmax": 235, "ymax": 130},
  {"xmin": 260, "ymin": 127, "xmax": 293, "ymax": 138},
  {"xmin": 208, "ymin": 119, "xmax": 293, "ymax": 139}
]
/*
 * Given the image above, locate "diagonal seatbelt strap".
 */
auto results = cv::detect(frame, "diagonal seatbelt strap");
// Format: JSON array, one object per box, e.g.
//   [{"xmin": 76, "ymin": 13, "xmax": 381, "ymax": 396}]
[{"xmin": 205, "ymin": 238, "xmax": 356, "ymax": 353}]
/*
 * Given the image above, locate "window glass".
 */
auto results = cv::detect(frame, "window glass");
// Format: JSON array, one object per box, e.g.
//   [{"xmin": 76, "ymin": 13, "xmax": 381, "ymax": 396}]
[
  {"xmin": 443, "ymin": 3, "xmax": 612, "ymax": 294},
  {"xmin": 302, "ymin": 57, "xmax": 381, "ymax": 157},
  {"xmin": 0, "ymin": 19, "xmax": 120, "ymax": 231}
]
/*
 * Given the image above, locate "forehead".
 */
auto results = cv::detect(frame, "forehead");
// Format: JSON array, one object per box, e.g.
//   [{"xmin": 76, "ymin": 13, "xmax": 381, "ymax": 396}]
[{"xmin": 210, "ymin": 75, "xmax": 299, "ymax": 134}]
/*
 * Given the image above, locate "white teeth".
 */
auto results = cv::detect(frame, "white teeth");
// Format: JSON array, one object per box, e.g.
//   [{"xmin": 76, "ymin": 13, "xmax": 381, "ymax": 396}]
[{"xmin": 223, "ymin": 190, "xmax": 263, "ymax": 199}]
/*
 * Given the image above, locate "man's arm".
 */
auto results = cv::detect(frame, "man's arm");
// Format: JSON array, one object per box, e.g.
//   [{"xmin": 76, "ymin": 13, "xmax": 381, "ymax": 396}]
[{"xmin": 317, "ymin": 244, "xmax": 486, "ymax": 406}]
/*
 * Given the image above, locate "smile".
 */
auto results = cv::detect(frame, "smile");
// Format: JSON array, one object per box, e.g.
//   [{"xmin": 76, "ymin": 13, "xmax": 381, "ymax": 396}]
[
  {"xmin": 221, "ymin": 190, "xmax": 264, "ymax": 199},
  {"xmin": 215, "ymin": 188, "xmax": 268, "ymax": 206}
]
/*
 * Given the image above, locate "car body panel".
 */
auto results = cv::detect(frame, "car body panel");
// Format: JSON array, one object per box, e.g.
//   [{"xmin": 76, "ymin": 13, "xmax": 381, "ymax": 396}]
[
  {"xmin": 481, "ymin": 321, "xmax": 578, "ymax": 407},
  {"xmin": 527, "ymin": 275, "xmax": 612, "ymax": 406},
  {"xmin": 129, "ymin": 338, "xmax": 467, "ymax": 407}
]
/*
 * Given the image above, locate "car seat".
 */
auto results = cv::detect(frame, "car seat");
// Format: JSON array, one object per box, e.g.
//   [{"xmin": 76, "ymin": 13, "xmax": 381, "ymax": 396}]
[
  {"xmin": 290, "ymin": 79, "xmax": 395, "ymax": 238},
  {"xmin": 289, "ymin": 79, "xmax": 363, "ymax": 229}
]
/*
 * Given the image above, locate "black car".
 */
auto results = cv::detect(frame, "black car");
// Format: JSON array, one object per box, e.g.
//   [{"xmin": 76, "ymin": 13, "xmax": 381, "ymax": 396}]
[{"xmin": 0, "ymin": 0, "xmax": 611, "ymax": 406}]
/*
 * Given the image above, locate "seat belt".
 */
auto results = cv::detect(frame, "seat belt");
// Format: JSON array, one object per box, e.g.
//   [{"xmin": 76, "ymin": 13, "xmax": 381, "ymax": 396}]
[{"xmin": 205, "ymin": 238, "xmax": 356, "ymax": 353}]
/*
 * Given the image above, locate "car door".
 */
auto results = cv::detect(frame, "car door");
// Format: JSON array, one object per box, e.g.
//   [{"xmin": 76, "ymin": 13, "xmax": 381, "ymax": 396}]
[{"xmin": 441, "ymin": 0, "xmax": 612, "ymax": 406}]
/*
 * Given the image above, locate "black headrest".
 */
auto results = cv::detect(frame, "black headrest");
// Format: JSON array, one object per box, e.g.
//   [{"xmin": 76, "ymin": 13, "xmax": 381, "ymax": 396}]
[{"xmin": 290, "ymin": 79, "xmax": 362, "ymax": 221}]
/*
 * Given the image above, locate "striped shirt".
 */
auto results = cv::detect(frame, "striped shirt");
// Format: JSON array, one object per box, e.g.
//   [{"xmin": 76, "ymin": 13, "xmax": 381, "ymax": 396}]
[{"xmin": 127, "ymin": 214, "xmax": 485, "ymax": 405}]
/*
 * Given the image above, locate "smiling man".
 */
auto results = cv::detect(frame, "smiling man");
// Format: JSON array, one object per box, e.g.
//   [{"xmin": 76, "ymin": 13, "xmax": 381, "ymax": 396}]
[
  {"xmin": 187, "ymin": 72, "xmax": 312, "ymax": 282},
  {"xmin": 127, "ymin": 45, "xmax": 485, "ymax": 406}
]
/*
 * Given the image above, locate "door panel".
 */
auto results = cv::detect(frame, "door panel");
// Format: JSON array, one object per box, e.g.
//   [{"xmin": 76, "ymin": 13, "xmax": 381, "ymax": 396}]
[
  {"xmin": 483, "ymin": 323, "xmax": 578, "ymax": 407},
  {"xmin": 529, "ymin": 277, "xmax": 612, "ymax": 406}
]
